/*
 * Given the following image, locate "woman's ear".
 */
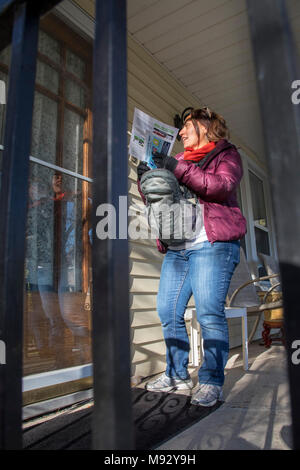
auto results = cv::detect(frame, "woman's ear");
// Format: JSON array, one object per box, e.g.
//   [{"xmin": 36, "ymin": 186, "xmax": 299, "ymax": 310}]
[
  {"xmin": 198, "ymin": 122, "xmax": 207, "ymax": 137},
  {"xmin": 202, "ymin": 124, "xmax": 208, "ymax": 135}
]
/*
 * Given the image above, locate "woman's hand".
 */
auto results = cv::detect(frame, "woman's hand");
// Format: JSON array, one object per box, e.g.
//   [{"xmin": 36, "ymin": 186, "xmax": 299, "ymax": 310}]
[
  {"xmin": 153, "ymin": 152, "xmax": 178, "ymax": 172},
  {"xmin": 137, "ymin": 161, "xmax": 150, "ymax": 181},
  {"xmin": 152, "ymin": 152, "xmax": 165, "ymax": 168}
]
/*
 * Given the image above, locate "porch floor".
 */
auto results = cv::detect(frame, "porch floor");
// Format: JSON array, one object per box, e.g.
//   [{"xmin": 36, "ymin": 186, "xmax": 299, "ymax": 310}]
[
  {"xmin": 22, "ymin": 340, "xmax": 292, "ymax": 450},
  {"xmin": 158, "ymin": 341, "xmax": 292, "ymax": 450}
]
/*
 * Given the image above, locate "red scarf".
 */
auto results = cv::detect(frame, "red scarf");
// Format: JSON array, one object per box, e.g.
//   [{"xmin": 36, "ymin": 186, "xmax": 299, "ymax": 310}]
[
  {"xmin": 184, "ymin": 141, "xmax": 216, "ymax": 161},
  {"xmin": 53, "ymin": 192, "xmax": 66, "ymax": 201}
]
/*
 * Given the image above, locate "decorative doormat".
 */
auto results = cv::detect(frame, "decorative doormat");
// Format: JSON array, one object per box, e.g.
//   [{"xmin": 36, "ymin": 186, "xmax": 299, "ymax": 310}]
[{"xmin": 23, "ymin": 388, "xmax": 222, "ymax": 450}]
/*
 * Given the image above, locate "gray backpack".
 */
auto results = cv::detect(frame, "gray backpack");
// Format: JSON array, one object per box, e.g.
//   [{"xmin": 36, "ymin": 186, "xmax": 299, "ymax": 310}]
[{"xmin": 140, "ymin": 168, "xmax": 201, "ymax": 246}]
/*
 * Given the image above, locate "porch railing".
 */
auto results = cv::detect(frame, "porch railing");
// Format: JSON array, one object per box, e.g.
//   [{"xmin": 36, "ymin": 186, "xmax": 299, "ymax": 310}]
[
  {"xmin": 0, "ymin": 0, "xmax": 133, "ymax": 450},
  {"xmin": 0, "ymin": 0, "xmax": 299, "ymax": 451}
]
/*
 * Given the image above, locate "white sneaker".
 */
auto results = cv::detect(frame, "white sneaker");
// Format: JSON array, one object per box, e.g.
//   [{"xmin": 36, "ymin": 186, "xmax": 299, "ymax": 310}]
[
  {"xmin": 191, "ymin": 383, "xmax": 223, "ymax": 407},
  {"xmin": 145, "ymin": 372, "xmax": 194, "ymax": 392}
]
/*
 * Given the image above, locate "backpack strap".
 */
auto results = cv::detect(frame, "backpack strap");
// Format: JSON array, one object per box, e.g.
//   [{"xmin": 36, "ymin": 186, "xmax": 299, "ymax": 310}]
[{"xmin": 180, "ymin": 149, "xmax": 218, "ymax": 200}]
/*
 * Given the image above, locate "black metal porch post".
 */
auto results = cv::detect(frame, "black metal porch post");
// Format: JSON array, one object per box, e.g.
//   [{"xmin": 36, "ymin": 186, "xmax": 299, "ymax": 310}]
[
  {"xmin": 91, "ymin": 0, "xmax": 134, "ymax": 449},
  {"xmin": 0, "ymin": 1, "xmax": 39, "ymax": 449},
  {"xmin": 247, "ymin": 0, "xmax": 300, "ymax": 449}
]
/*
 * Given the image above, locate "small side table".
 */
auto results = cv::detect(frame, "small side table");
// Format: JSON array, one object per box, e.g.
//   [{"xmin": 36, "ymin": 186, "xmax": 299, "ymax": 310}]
[{"xmin": 262, "ymin": 320, "xmax": 285, "ymax": 348}]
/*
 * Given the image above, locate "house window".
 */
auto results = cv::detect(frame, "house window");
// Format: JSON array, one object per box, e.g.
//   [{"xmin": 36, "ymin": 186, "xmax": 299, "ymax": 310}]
[
  {"xmin": 0, "ymin": 14, "xmax": 93, "ymax": 379},
  {"xmin": 249, "ymin": 170, "xmax": 270, "ymax": 256},
  {"xmin": 248, "ymin": 169, "xmax": 271, "ymax": 277},
  {"xmin": 237, "ymin": 185, "xmax": 247, "ymax": 257}
]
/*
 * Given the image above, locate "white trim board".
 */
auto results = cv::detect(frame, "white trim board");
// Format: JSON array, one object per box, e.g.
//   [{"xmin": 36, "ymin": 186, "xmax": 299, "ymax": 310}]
[
  {"xmin": 23, "ymin": 363, "xmax": 93, "ymax": 392},
  {"xmin": 54, "ymin": 0, "xmax": 95, "ymax": 39},
  {"xmin": 22, "ymin": 389, "xmax": 93, "ymax": 420}
]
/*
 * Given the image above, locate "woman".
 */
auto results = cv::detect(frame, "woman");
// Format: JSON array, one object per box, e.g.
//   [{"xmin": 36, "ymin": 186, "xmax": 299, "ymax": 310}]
[{"xmin": 137, "ymin": 107, "xmax": 247, "ymax": 406}]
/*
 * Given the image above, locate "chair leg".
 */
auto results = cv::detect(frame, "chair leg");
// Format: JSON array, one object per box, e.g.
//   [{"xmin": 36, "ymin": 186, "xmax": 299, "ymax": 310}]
[
  {"xmin": 241, "ymin": 313, "xmax": 249, "ymax": 370},
  {"xmin": 189, "ymin": 309, "xmax": 199, "ymax": 367},
  {"xmin": 198, "ymin": 328, "xmax": 204, "ymax": 365},
  {"xmin": 262, "ymin": 321, "xmax": 272, "ymax": 348}
]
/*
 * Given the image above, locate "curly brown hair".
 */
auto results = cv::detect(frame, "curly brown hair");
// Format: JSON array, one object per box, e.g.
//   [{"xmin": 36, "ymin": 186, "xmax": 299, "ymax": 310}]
[{"xmin": 185, "ymin": 107, "xmax": 230, "ymax": 143}]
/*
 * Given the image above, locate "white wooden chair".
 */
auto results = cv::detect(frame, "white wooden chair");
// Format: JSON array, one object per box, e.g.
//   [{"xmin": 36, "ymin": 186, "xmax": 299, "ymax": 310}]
[
  {"xmin": 184, "ymin": 248, "xmax": 283, "ymax": 370},
  {"xmin": 186, "ymin": 307, "xmax": 249, "ymax": 370},
  {"xmin": 227, "ymin": 248, "xmax": 283, "ymax": 343}
]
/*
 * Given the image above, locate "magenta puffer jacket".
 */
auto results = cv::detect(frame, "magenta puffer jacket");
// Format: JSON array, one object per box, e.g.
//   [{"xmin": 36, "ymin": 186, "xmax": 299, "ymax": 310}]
[{"xmin": 138, "ymin": 139, "xmax": 247, "ymax": 254}]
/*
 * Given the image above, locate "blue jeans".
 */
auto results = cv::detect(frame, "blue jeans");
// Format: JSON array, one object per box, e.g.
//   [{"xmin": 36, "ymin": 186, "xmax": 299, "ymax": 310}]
[{"xmin": 156, "ymin": 241, "xmax": 240, "ymax": 386}]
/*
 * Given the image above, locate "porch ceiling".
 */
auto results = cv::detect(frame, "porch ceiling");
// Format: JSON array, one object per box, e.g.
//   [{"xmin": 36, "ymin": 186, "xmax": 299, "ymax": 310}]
[
  {"xmin": 127, "ymin": 0, "xmax": 300, "ymax": 164},
  {"xmin": 69, "ymin": 0, "xmax": 300, "ymax": 164}
]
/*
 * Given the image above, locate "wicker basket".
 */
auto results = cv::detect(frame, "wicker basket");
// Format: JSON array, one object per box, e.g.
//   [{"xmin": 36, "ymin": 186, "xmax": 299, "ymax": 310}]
[{"xmin": 258, "ymin": 291, "xmax": 284, "ymax": 321}]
